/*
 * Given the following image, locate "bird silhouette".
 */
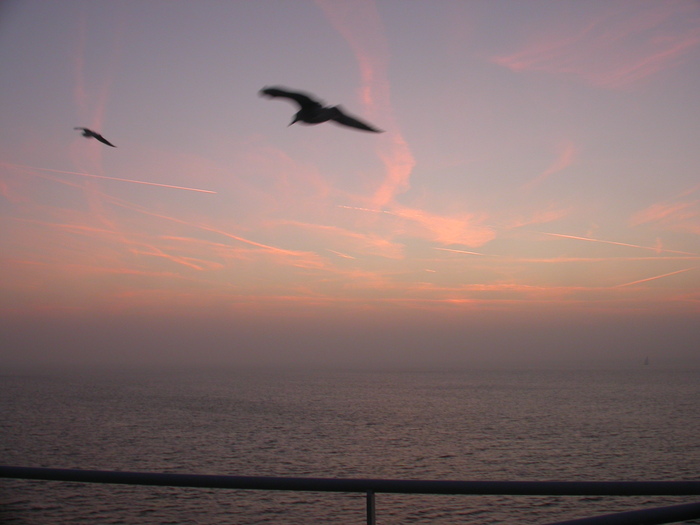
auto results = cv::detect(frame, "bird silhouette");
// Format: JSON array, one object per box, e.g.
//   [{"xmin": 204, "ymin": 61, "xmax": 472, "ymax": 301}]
[
  {"xmin": 260, "ymin": 86, "xmax": 382, "ymax": 132},
  {"xmin": 74, "ymin": 127, "xmax": 116, "ymax": 147}
]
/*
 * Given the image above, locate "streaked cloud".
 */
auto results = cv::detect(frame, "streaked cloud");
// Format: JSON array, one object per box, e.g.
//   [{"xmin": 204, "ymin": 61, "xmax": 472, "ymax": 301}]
[
  {"xmin": 390, "ymin": 205, "xmax": 495, "ymax": 247},
  {"xmin": 523, "ymin": 140, "xmax": 576, "ymax": 191},
  {"xmin": 316, "ymin": 0, "xmax": 416, "ymax": 207},
  {"xmin": 2, "ymin": 1, "xmax": 700, "ymax": 365},
  {"xmin": 492, "ymin": 2, "xmax": 700, "ymax": 89},
  {"xmin": 276, "ymin": 219, "xmax": 405, "ymax": 259},
  {"xmin": 338, "ymin": 202, "xmax": 495, "ymax": 247},
  {"xmin": 630, "ymin": 187, "xmax": 700, "ymax": 235}
]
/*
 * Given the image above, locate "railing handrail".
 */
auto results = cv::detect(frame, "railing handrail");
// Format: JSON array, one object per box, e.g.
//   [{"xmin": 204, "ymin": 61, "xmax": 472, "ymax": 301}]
[
  {"xmin": 2, "ymin": 466, "xmax": 699, "ymax": 496},
  {"xmin": 3, "ymin": 466, "xmax": 700, "ymax": 525},
  {"xmin": 543, "ymin": 501, "xmax": 700, "ymax": 525}
]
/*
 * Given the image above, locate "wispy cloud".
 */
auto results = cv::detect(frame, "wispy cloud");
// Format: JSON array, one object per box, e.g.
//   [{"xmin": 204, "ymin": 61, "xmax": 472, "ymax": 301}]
[
  {"xmin": 523, "ymin": 140, "xmax": 576, "ymax": 191},
  {"xmin": 492, "ymin": 2, "xmax": 700, "ymax": 89},
  {"xmin": 338, "ymin": 202, "xmax": 495, "ymax": 247},
  {"xmin": 71, "ymin": 8, "xmax": 124, "ymax": 171},
  {"xmin": 630, "ymin": 186, "xmax": 700, "ymax": 235},
  {"xmin": 315, "ymin": 0, "xmax": 505, "ymax": 255},
  {"xmin": 276, "ymin": 219, "xmax": 405, "ymax": 259},
  {"xmin": 372, "ymin": 134, "xmax": 415, "ymax": 207},
  {"xmin": 2, "ymin": 165, "xmax": 333, "ymax": 304},
  {"xmin": 315, "ymin": 0, "xmax": 415, "ymax": 207},
  {"xmin": 391, "ymin": 205, "xmax": 495, "ymax": 247}
]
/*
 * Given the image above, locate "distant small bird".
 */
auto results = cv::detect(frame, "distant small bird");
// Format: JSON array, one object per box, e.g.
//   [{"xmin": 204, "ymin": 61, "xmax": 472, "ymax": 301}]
[
  {"xmin": 260, "ymin": 86, "xmax": 383, "ymax": 133},
  {"xmin": 74, "ymin": 127, "xmax": 116, "ymax": 147}
]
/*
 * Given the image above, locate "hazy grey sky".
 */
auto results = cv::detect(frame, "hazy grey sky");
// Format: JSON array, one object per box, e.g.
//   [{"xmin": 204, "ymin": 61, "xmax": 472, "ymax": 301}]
[{"xmin": 1, "ymin": 1, "xmax": 699, "ymax": 368}]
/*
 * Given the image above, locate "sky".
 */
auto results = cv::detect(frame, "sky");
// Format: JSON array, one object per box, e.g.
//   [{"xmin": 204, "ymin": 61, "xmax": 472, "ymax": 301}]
[{"xmin": 1, "ymin": 0, "xmax": 699, "ymax": 368}]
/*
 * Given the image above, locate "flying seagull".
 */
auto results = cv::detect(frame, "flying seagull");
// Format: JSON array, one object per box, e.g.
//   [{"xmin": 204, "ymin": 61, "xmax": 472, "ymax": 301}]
[
  {"xmin": 74, "ymin": 127, "xmax": 116, "ymax": 147},
  {"xmin": 259, "ymin": 86, "xmax": 382, "ymax": 132}
]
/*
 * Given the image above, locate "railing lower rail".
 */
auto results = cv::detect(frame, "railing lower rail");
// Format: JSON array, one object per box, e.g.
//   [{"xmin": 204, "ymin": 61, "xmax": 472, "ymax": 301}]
[{"xmin": 2, "ymin": 466, "xmax": 699, "ymax": 525}]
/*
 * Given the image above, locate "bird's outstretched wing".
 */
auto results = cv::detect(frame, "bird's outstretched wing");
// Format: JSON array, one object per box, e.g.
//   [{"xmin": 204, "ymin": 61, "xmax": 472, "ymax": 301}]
[
  {"xmin": 91, "ymin": 133, "xmax": 116, "ymax": 147},
  {"xmin": 74, "ymin": 127, "xmax": 116, "ymax": 147},
  {"xmin": 259, "ymin": 86, "xmax": 322, "ymax": 111},
  {"xmin": 329, "ymin": 107, "xmax": 383, "ymax": 132}
]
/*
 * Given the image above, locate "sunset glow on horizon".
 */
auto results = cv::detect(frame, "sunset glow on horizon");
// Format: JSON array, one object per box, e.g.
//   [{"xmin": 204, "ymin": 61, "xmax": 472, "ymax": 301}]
[{"xmin": 1, "ymin": 1, "xmax": 699, "ymax": 367}]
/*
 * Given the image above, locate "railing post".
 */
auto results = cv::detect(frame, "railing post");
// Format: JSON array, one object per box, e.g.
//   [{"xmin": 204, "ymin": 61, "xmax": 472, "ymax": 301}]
[{"xmin": 366, "ymin": 490, "xmax": 376, "ymax": 525}]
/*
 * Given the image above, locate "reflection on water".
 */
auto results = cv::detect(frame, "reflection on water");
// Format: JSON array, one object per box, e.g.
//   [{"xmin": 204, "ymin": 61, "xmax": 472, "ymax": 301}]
[{"xmin": 1, "ymin": 367, "xmax": 698, "ymax": 523}]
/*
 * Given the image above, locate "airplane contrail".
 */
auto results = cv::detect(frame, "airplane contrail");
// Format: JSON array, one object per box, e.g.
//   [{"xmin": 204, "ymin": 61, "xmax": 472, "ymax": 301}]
[
  {"xmin": 536, "ymin": 231, "xmax": 698, "ymax": 256},
  {"xmin": 434, "ymin": 247, "xmax": 489, "ymax": 257},
  {"xmin": 5, "ymin": 164, "xmax": 216, "ymax": 194},
  {"xmin": 326, "ymin": 249, "xmax": 356, "ymax": 259},
  {"xmin": 615, "ymin": 266, "xmax": 697, "ymax": 287},
  {"xmin": 337, "ymin": 204, "xmax": 397, "ymax": 215}
]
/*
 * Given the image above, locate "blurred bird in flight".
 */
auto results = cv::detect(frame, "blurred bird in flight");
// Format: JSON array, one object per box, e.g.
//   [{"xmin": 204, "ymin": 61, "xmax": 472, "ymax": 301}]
[
  {"xmin": 260, "ymin": 86, "xmax": 383, "ymax": 133},
  {"xmin": 74, "ymin": 127, "xmax": 116, "ymax": 147}
]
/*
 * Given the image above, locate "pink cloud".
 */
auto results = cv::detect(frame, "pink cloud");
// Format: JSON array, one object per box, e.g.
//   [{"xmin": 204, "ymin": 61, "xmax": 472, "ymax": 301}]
[
  {"xmin": 72, "ymin": 8, "xmax": 123, "ymax": 127},
  {"xmin": 315, "ymin": 0, "xmax": 390, "ymax": 113},
  {"xmin": 492, "ymin": 2, "xmax": 700, "ymax": 89},
  {"xmin": 523, "ymin": 141, "xmax": 577, "ymax": 191},
  {"xmin": 630, "ymin": 199, "xmax": 700, "ymax": 235},
  {"xmin": 338, "ymin": 202, "xmax": 495, "ymax": 248},
  {"xmin": 316, "ymin": 1, "xmax": 499, "ymax": 250},
  {"xmin": 1, "ymin": 164, "xmax": 339, "ymax": 313},
  {"xmin": 371, "ymin": 133, "xmax": 415, "ymax": 208},
  {"xmin": 276, "ymin": 219, "xmax": 405, "ymax": 259},
  {"xmin": 315, "ymin": 0, "xmax": 416, "ymax": 207},
  {"xmin": 239, "ymin": 140, "xmax": 332, "ymax": 202},
  {"xmin": 391, "ymin": 205, "xmax": 495, "ymax": 247}
]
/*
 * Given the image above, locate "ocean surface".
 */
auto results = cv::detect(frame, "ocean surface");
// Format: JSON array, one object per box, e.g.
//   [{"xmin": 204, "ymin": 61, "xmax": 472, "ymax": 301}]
[{"xmin": 1, "ymin": 366, "xmax": 698, "ymax": 524}]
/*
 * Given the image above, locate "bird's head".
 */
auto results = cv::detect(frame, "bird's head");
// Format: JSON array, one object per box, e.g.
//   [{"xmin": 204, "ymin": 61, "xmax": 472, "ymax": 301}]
[{"xmin": 289, "ymin": 114, "xmax": 301, "ymax": 126}]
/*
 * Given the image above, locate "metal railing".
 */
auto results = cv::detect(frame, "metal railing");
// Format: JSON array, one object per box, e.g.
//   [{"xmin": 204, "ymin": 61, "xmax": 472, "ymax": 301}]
[{"xmin": 2, "ymin": 466, "xmax": 699, "ymax": 525}]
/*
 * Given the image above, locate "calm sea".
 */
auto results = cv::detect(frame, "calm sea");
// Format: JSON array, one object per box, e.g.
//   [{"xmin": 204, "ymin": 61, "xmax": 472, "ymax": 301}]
[{"xmin": 1, "ymin": 367, "xmax": 698, "ymax": 524}]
